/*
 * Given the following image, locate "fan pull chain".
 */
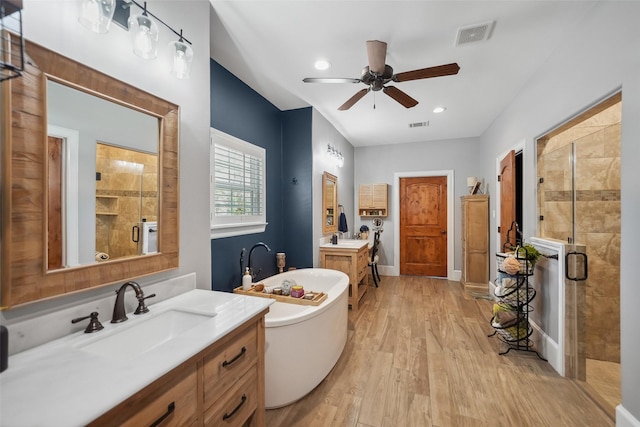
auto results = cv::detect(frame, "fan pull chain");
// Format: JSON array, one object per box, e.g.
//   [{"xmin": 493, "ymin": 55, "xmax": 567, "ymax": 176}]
[{"xmin": 373, "ymin": 91, "xmax": 376, "ymax": 109}]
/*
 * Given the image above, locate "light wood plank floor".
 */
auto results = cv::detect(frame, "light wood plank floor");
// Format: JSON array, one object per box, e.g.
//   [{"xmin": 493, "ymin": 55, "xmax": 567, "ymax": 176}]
[
  {"xmin": 584, "ymin": 358, "xmax": 621, "ymax": 415},
  {"xmin": 265, "ymin": 275, "xmax": 613, "ymax": 427}
]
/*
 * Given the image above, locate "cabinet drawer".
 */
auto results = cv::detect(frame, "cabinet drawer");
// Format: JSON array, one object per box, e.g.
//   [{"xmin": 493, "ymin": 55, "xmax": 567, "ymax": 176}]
[
  {"xmin": 203, "ymin": 326, "xmax": 257, "ymax": 409},
  {"xmin": 204, "ymin": 368, "xmax": 258, "ymax": 426},
  {"xmin": 358, "ymin": 249, "xmax": 368, "ymax": 276},
  {"xmin": 90, "ymin": 363, "xmax": 198, "ymax": 427}
]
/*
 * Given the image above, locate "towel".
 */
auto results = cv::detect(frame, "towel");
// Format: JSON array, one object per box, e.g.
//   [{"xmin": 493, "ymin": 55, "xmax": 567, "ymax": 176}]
[
  {"xmin": 338, "ymin": 212, "xmax": 348, "ymax": 233},
  {"xmin": 95, "ymin": 252, "xmax": 110, "ymax": 262}
]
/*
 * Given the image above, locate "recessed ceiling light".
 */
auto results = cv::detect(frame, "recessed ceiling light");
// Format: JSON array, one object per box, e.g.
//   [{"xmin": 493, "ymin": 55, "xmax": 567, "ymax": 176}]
[
  {"xmin": 433, "ymin": 106, "xmax": 446, "ymax": 114},
  {"xmin": 314, "ymin": 60, "xmax": 331, "ymax": 71}
]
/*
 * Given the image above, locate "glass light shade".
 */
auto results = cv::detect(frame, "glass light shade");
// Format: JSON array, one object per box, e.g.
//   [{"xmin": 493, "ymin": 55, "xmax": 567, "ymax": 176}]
[
  {"xmin": 128, "ymin": 14, "xmax": 159, "ymax": 59},
  {"xmin": 169, "ymin": 40, "xmax": 193, "ymax": 79},
  {"xmin": 78, "ymin": 0, "xmax": 116, "ymax": 34}
]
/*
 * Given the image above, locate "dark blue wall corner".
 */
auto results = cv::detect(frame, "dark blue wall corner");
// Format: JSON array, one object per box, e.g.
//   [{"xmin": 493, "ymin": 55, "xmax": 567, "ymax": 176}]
[
  {"xmin": 281, "ymin": 108, "xmax": 313, "ymax": 269},
  {"xmin": 210, "ymin": 59, "xmax": 285, "ymax": 291}
]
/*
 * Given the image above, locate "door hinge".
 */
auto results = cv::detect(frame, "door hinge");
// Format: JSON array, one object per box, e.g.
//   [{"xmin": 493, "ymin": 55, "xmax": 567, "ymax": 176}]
[
  {"xmin": 497, "ymin": 175, "xmax": 501, "ymax": 182},
  {"xmin": 539, "ymin": 215, "xmax": 544, "ymax": 221},
  {"xmin": 497, "ymin": 226, "xmax": 501, "ymax": 233}
]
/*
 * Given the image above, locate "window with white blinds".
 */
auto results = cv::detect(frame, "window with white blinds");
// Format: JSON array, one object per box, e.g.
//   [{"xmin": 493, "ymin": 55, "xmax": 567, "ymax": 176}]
[{"xmin": 210, "ymin": 128, "xmax": 266, "ymax": 238}]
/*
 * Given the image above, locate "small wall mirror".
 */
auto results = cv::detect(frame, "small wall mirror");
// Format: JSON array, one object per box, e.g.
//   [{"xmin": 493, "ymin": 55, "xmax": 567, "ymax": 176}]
[
  {"xmin": 1, "ymin": 37, "xmax": 179, "ymax": 309},
  {"xmin": 322, "ymin": 172, "xmax": 338, "ymax": 235}
]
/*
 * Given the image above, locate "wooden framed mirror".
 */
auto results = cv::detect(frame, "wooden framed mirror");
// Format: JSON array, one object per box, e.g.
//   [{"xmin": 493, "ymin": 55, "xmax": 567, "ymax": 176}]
[
  {"xmin": 322, "ymin": 172, "xmax": 338, "ymax": 235},
  {"xmin": 1, "ymin": 38, "xmax": 179, "ymax": 309}
]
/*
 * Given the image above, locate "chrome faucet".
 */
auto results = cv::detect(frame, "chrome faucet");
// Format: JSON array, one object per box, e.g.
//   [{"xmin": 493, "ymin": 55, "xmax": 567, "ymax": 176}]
[
  {"xmin": 247, "ymin": 242, "xmax": 271, "ymax": 280},
  {"xmin": 111, "ymin": 281, "xmax": 156, "ymax": 323}
]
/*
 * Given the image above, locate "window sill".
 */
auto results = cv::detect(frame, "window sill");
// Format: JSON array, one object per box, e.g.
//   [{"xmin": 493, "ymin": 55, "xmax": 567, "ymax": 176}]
[{"xmin": 210, "ymin": 222, "xmax": 268, "ymax": 239}]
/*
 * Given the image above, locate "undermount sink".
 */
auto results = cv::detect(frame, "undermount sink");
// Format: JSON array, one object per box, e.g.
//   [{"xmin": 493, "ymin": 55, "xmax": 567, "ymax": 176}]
[{"xmin": 79, "ymin": 309, "xmax": 216, "ymax": 361}]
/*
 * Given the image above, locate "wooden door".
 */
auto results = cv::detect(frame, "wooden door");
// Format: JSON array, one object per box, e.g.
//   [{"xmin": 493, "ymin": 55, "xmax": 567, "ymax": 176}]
[
  {"xmin": 47, "ymin": 136, "xmax": 63, "ymax": 269},
  {"xmin": 400, "ymin": 176, "xmax": 447, "ymax": 277},
  {"xmin": 499, "ymin": 150, "xmax": 516, "ymax": 251}
]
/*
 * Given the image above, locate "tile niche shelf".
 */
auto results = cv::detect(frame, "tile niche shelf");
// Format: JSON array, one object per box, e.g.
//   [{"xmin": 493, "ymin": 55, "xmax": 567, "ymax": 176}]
[
  {"xmin": 358, "ymin": 183, "xmax": 388, "ymax": 217},
  {"xmin": 96, "ymin": 195, "xmax": 119, "ymax": 216}
]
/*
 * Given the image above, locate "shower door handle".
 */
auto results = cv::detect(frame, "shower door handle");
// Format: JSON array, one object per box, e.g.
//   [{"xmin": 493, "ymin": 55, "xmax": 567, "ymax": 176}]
[
  {"xmin": 565, "ymin": 251, "xmax": 588, "ymax": 281},
  {"xmin": 132, "ymin": 225, "xmax": 140, "ymax": 243}
]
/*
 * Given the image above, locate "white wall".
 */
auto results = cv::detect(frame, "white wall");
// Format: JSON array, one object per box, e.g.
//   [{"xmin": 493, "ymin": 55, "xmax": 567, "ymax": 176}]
[
  {"xmin": 354, "ymin": 137, "xmax": 482, "ymax": 272},
  {"xmin": 1, "ymin": 2, "xmax": 211, "ymax": 324},
  {"xmin": 478, "ymin": 2, "xmax": 640, "ymax": 423}
]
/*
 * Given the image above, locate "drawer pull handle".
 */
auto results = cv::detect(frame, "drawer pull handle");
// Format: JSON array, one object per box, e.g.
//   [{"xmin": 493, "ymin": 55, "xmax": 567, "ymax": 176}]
[
  {"xmin": 222, "ymin": 346, "xmax": 246, "ymax": 367},
  {"xmin": 149, "ymin": 401, "xmax": 175, "ymax": 427},
  {"xmin": 222, "ymin": 394, "xmax": 246, "ymax": 421}
]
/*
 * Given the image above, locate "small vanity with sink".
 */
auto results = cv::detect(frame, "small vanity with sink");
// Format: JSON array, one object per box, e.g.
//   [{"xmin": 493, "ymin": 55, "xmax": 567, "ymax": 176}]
[
  {"xmin": 319, "ymin": 240, "xmax": 369, "ymax": 310},
  {"xmin": 0, "ymin": 289, "xmax": 273, "ymax": 426}
]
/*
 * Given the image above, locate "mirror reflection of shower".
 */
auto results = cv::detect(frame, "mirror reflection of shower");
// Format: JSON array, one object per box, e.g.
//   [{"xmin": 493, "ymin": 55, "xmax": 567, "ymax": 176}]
[{"xmin": 95, "ymin": 143, "xmax": 158, "ymax": 262}]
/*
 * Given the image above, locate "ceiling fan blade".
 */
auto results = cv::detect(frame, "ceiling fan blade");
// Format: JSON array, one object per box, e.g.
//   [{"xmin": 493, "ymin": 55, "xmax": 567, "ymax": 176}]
[
  {"xmin": 392, "ymin": 63, "xmax": 460, "ymax": 82},
  {"xmin": 383, "ymin": 86, "xmax": 419, "ymax": 108},
  {"xmin": 303, "ymin": 77, "xmax": 361, "ymax": 84},
  {"xmin": 338, "ymin": 88, "xmax": 370, "ymax": 111},
  {"xmin": 366, "ymin": 40, "xmax": 387, "ymax": 75}
]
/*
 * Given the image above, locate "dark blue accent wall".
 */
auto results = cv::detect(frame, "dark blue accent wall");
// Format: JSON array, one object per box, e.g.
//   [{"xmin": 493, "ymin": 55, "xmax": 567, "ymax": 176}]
[
  {"xmin": 210, "ymin": 59, "xmax": 313, "ymax": 291},
  {"xmin": 281, "ymin": 108, "xmax": 313, "ymax": 269}
]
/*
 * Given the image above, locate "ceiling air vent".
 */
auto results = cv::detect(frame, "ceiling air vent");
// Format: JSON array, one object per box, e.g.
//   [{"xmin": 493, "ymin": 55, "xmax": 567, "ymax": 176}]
[
  {"xmin": 409, "ymin": 121, "xmax": 429, "ymax": 128},
  {"xmin": 456, "ymin": 20, "xmax": 495, "ymax": 46}
]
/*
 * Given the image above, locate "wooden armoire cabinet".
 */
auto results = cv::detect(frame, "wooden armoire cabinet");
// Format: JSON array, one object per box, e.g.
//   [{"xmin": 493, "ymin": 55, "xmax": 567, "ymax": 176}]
[{"xmin": 461, "ymin": 195, "xmax": 489, "ymax": 293}]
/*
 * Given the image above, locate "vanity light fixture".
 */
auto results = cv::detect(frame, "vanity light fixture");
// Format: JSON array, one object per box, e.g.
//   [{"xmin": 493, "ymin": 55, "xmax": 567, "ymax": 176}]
[
  {"xmin": 0, "ymin": 0, "xmax": 25, "ymax": 82},
  {"xmin": 169, "ymin": 29, "xmax": 193, "ymax": 79},
  {"xmin": 78, "ymin": 0, "xmax": 116, "ymax": 34},
  {"xmin": 327, "ymin": 144, "xmax": 344, "ymax": 167},
  {"xmin": 433, "ymin": 106, "xmax": 446, "ymax": 114},
  {"xmin": 78, "ymin": 0, "xmax": 194, "ymax": 79},
  {"xmin": 128, "ymin": 1, "xmax": 158, "ymax": 59}
]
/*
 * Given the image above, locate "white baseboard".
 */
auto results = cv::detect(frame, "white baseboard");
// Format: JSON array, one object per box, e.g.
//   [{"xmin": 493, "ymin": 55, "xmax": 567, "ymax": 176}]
[
  {"xmin": 377, "ymin": 265, "xmax": 394, "ymax": 276},
  {"xmin": 529, "ymin": 319, "xmax": 563, "ymax": 376},
  {"xmin": 617, "ymin": 405, "xmax": 640, "ymax": 427},
  {"xmin": 451, "ymin": 269, "xmax": 461, "ymax": 281}
]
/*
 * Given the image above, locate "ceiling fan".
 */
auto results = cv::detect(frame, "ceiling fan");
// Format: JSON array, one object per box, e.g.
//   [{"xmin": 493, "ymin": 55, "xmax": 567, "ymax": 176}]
[{"xmin": 303, "ymin": 40, "xmax": 460, "ymax": 110}]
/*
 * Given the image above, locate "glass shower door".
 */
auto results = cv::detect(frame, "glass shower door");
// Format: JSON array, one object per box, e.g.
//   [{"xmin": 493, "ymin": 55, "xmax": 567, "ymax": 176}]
[{"xmin": 539, "ymin": 125, "xmax": 621, "ymax": 415}]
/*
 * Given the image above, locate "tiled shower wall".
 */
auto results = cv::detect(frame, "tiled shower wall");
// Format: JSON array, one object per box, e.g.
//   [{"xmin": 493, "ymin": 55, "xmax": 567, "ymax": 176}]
[
  {"xmin": 95, "ymin": 143, "xmax": 158, "ymax": 260},
  {"xmin": 537, "ymin": 103, "xmax": 621, "ymax": 363}
]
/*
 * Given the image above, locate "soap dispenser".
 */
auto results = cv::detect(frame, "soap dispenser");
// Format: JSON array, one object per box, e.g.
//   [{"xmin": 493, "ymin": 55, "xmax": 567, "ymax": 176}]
[{"xmin": 242, "ymin": 267, "xmax": 252, "ymax": 290}]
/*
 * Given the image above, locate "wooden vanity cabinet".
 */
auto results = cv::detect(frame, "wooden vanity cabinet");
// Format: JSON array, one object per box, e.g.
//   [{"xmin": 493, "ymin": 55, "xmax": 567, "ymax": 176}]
[
  {"xmin": 203, "ymin": 322, "xmax": 260, "ymax": 425},
  {"xmin": 88, "ymin": 362, "xmax": 199, "ymax": 427},
  {"xmin": 89, "ymin": 312, "xmax": 267, "ymax": 427},
  {"xmin": 320, "ymin": 243, "xmax": 369, "ymax": 310}
]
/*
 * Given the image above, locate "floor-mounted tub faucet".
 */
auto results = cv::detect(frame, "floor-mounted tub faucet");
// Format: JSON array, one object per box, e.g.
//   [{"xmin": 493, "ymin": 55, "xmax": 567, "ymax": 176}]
[{"xmin": 248, "ymin": 242, "xmax": 271, "ymax": 280}]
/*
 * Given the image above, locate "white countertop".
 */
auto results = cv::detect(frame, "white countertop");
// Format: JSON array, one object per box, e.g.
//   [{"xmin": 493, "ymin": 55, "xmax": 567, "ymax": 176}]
[
  {"xmin": 319, "ymin": 239, "xmax": 370, "ymax": 249},
  {"xmin": 0, "ymin": 289, "xmax": 273, "ymax": 426}
]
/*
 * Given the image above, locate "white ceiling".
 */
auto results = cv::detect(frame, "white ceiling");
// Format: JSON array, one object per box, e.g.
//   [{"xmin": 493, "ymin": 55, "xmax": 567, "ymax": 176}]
[{"xmin": 209, "ymin": 1, "xmax": 598, "ymax": 147}]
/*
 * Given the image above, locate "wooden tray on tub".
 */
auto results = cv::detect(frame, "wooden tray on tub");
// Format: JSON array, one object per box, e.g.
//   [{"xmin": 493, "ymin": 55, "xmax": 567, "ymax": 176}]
[{"xmin": 233, "ymin": 286, "xmax": 328, "ymax": 306}]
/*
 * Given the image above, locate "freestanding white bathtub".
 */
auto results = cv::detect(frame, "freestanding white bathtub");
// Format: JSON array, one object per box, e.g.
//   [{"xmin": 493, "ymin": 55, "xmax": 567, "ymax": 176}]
[{"xmin": 260, "ymin": 268, "xmax": 349, "ymax": 408}]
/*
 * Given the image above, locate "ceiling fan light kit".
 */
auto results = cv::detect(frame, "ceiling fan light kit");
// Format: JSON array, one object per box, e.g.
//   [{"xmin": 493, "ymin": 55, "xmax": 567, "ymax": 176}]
[{"xmin": 303, "ymin": 40, "xmax": 460, "ymax": 110}]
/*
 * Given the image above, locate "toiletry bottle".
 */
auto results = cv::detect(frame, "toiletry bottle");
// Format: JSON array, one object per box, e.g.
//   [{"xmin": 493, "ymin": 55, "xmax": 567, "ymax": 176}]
[{"xmin": 242, "ymin": 267, "xmax": 252, "ymax": 290}]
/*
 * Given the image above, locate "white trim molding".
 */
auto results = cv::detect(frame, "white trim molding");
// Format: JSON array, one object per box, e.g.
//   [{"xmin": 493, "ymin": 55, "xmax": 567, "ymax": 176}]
[{"xmin": 617, "ymin": 405, "xmax": 640, "ymax": 427}]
